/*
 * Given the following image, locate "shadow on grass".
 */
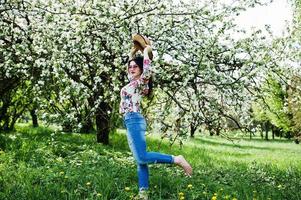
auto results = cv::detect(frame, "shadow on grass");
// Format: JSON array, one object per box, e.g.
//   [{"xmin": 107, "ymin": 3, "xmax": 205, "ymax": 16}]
[
  {"xmin": 193, "ymin": 137, "xmax": 280, "ymax": 151},
  {"xmin": 239, "ymin": 137, "xmax": 293, "ymax": 143},
  {"xmin": 4, "ymin": 125, "xmax": 269, "ymax": 168}
]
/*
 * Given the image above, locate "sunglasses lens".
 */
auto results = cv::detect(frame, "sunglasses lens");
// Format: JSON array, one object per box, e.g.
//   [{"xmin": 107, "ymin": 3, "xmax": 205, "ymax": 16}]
[{"xmin": 128, "ymin": 65, "xmax": 138, "ymax": 69}]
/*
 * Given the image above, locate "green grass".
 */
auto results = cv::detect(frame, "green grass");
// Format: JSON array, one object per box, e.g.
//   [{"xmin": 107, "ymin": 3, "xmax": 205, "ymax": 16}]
[{"xmin": 0, "ymin": 125, "xmax": 300, "ymax": 200}]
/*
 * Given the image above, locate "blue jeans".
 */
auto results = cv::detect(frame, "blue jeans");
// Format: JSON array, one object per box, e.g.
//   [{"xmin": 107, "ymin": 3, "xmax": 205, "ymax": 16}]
[{"xmin": 123, "ymin": 112, "xmax": 174, "ymax": 190}]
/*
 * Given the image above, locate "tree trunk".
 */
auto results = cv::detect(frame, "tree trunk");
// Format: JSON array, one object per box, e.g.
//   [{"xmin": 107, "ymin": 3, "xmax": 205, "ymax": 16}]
[
  {"xmin": 62, "ymin": 122, "xmax": 72, "ymax": 132},
  {"xmin": 190, "ymin": 124, "xmax": 196, "ymax": 138},
  {"xmin": 2, "ymin": 116, "xmax": 10, "ymax": 132},
  {"xmin": 265, "ymin": 121, "xmax": 269, "ymax": 140},
  {"xmin": 216, "ymin": 128, "xmax": 220, "ymax": 136},
  {"xmin": 95, "ymin": 102, "xmax": 110, "ymax": 145},
  {"xmin": 0, "ymin": 102, "xmax": 9, "ymax": 123},
  {"xmin": 272, "ymin": 127, "xmax": 275, "ymax": 140},
  {"xmin": 0, "ymin": 99, "xmax": 10, "ymax": 131},
  {"xmin": 30, "ymin": 109, "xmax": 39, "ymax": 127},
  {"xmin": 260, "ymin": 123, "xmax": 264, "ymax": 139}
]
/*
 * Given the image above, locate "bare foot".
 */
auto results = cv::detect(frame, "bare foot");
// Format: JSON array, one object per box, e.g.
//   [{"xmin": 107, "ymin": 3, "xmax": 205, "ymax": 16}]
[{"xmin": 174, "ymin": 155, "xmax": 193, "ymax": 176}]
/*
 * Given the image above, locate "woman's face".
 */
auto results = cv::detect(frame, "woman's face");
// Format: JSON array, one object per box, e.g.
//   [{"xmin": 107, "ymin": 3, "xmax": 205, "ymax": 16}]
[{"xmin": 128, "ymin": 61, "xmax": 142, "ymax": 80}]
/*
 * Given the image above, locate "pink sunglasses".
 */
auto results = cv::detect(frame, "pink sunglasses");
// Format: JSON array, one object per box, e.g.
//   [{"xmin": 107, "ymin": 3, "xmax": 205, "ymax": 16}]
[{"xmin": 128, "ymin": 65, "xmax": 139, "ymax": 69}]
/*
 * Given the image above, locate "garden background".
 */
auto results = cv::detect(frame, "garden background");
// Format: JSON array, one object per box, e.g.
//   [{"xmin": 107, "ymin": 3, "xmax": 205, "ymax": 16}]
[{"xmin": 1, "ymin": 0, "xmax": 300, "ymax": 199}]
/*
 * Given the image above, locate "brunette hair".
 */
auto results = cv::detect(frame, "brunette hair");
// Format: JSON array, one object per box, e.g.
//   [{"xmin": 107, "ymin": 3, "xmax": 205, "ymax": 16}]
[{"xmin": 128, "ymin": 55, "xmax": 153, "ymax": 98}]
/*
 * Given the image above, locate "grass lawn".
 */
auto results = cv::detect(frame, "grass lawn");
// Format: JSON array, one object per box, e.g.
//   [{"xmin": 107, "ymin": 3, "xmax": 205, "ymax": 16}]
[{"xmin": 0, "ymin": 125, "xmax": 300, "ymax": 200}]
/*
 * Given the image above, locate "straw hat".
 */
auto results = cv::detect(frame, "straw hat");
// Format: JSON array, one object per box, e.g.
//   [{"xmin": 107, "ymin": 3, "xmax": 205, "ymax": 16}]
[{"xmin": 132, "ymin": 34, "xmax": 153, "ymax": 60}]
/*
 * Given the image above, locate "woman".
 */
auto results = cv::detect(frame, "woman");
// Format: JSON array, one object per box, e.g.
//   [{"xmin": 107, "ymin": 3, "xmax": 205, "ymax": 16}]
[{"xmin": 120, "ymin": 44, "xmax": 192, "ymax": 199}]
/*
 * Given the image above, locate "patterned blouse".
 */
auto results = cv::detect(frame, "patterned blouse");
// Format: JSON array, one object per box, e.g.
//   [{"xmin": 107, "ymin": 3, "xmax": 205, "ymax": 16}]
[{"xmin": 119, "ymin": 58, "xmax": 151, "ymax": 114}]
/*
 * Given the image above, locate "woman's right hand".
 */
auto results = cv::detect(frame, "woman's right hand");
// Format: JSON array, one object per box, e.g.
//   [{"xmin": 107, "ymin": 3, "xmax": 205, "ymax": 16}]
[{"xmin": 129, "ymin": 46, "xmax": 138, "ymax": 60}]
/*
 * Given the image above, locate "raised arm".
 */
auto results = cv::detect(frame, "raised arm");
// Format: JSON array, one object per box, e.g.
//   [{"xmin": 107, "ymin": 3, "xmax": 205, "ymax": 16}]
[{"xmin": 140, "ymin": 45, "xmax": 152, "ymax": 82}]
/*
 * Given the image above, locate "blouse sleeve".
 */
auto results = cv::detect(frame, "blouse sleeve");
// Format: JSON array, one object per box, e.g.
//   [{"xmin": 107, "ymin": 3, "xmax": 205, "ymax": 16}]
[{"xmin": 139, "ymin": 58, "xmax": 151, "ymax": 84}]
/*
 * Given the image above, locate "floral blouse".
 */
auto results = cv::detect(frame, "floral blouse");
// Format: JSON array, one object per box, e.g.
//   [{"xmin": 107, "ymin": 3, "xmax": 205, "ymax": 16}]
[{"xmin": 119, "ymin": 58, "xmax": 151, "ymax": 114}]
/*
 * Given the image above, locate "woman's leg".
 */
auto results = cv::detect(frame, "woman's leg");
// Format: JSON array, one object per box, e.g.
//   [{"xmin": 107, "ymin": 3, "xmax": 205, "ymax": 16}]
[
  {"xmin": 137, "ymin": 164, "xmax": 149, "ymax": 190},
  {"xmin": 125, "ymin": 117, "xmax": 174, "ymax": 190},
  {"xmin": 124, "ymin": 114, "xmax": 192, "ymax": 190},
  {"xmin": 126, "ymin": 117, "xmax": 174, "ymax": 164}
]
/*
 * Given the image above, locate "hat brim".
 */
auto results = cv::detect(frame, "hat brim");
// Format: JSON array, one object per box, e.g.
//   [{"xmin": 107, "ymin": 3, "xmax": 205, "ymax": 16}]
[
  {"xmin": 132, "ymin": 34, "xmax": 151, "ymax": 49},
  {"xmin": 132, "ymin": 34, "xmax": 153, "ymax": 60}
]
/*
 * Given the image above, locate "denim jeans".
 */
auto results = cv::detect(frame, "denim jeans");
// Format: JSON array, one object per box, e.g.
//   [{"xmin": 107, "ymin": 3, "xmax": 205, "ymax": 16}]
[{"xmin": 123, "ymin": 112, "xmax": 174, "ymax": 190}]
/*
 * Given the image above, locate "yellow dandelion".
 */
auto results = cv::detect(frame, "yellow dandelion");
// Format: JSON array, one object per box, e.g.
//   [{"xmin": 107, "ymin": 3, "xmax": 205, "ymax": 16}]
[
  {"xmin": 57, "ymin": 157, "xmax": 63, "ymax": 162},
  {"xmin": 187, "ymin": 184, "xmax": 193, "ymax": 189},
  {"xmin": 86, "ymin": 182, "xmax": 91, "ymax": 186},
  {"xmin": 211, "ymin": 196, "xmax": 217, "ymax": 200},
  {"xmin": 97, "ymin": 193, "xmax": 102, "ymax": 197},
  {"xmin": 179, "ymin": 196, "xmax": 185, "ymax": 200},
  {"xmin": 125, "ymin": 187, "xmax": 130, "ymax": 191},
  {"xmin": 178, "ymin": 192, "xmax": 184, "ymax": 196}
]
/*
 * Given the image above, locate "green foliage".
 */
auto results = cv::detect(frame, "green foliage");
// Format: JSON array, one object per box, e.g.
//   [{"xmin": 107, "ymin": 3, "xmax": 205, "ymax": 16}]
[
  {"xmin": 288, "ymin": 75, "xmax": 301, "ymax": 140},
  {"xmin": 0, "ymin": 126, "xmax": 300, "ymax": 199},
  {"xmin": 252, "ymin": 75, "xmax": 292, "ymax": 136},
  {"xmin": 2, "ymin": 0, "xmax": 296, "ymax": 143}
]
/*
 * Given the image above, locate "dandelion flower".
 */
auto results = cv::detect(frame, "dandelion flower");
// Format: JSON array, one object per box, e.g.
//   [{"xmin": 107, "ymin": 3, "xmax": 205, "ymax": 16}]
[
  {"xmin": 180, "ymin": 196, "xmax": 185, "ymax": 200},
  {"xmin": 211, "ymin": 196, "xmax": 217, "ymax": 200},
  {"xmin": 86, "ymin": 182, "xmax": 91, "ymax": 186},
  {"xmin": 178, "ymin": 192, "xmax": 184, "ymax": 196},
  {"xmin": 97, "ymin": 193, "xmax": 102, "ymax": 197},
  {"xmin": 125, "ymin": 187, "xmax": 130, "ymax": 191},
  {"xmin": 187, "ymin": 184, "xmax": 193, "ymax": 189}
]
